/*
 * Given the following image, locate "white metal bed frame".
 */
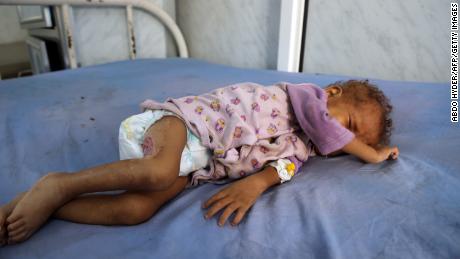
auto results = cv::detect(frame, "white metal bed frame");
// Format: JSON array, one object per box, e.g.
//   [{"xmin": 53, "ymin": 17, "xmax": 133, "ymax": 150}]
[{"xmin": 0, "ymin": 0, "xmax": 188, "ymax": 69}]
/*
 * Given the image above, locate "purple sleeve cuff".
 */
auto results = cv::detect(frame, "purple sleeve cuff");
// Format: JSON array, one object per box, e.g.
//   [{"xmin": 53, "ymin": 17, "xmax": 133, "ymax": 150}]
[{"xmin": 316, "ymin": 129, "xmax": 355, "ymax": 155}]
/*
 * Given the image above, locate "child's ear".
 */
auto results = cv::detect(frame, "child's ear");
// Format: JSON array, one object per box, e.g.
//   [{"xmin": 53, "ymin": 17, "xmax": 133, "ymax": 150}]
[{"xmin": 325, "ymin": 85, "xmax": 343, "ymax": 98}]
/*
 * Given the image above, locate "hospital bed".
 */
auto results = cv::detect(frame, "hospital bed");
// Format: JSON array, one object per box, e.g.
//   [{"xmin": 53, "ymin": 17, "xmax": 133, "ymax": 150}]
[
  {"xmin": 0, "ymin": 1, "xmax": 459, "ymax": 259},
  {"xmin": 1, "ymin": 57, "xmax": 459, "ymax": 258}
]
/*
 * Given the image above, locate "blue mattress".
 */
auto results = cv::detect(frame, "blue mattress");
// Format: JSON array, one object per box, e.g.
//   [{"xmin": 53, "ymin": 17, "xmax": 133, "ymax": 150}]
[{"xmin": 0, "ymin": 58, "xmax": 459, "ymax": 259}]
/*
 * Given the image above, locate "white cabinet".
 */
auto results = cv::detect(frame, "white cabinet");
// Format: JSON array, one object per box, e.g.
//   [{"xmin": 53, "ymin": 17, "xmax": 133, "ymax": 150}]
[
  {"xmin": 17, "ymin": 5, "xmax": 53, "ymax": 29},
  {"xmin": 19, "ymin": 6, "xmax": 67, "ymax": 74}
]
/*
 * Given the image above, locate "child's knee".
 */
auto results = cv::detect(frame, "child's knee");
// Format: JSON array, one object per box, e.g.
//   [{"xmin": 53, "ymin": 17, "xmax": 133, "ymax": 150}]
[
  {"xmin": 117, "ymin": 198, "xmax": 156, "ymax": 225},
  {"xmin": 142, "ymin": 157, "xmax": 179, "ymax": 190}
]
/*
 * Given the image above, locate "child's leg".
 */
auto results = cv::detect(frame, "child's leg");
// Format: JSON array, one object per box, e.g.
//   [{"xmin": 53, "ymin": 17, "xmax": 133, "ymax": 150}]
[
  {"xmin": 5, "ymin": 116, "xmax": 187, "ymax": 244},
  {"xmin": 53, "ymin": 176, "xmax": 188, "ymax": 225},
  {"xmin": 6, "ymin": 177, "xmax": 188, "ymax": 244}
]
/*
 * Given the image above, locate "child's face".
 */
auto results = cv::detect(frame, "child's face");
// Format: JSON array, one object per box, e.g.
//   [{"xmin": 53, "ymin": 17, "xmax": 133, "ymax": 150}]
[{"xmin": 324, "ymin": 86, "xmax": 382, "ymax": 155}]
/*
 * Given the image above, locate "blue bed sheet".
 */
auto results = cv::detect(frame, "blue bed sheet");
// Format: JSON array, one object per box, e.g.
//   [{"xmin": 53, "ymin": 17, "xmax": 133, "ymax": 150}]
[{"xmin": 0, "ymin": 58, "xmax": 459, "ymax": 259}]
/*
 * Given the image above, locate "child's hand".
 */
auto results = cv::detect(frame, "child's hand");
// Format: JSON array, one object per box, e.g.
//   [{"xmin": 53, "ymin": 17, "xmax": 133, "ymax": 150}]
[
  {"xmin": 202, "ymin": 176, "xmax": 265, "ymax": 227},
  {"xmin": 343, "ymin": 138, "xmax": 399, "ymax": 164},
  {"xmin": 377, "ymin": 146, "xmax": 399, "ymax": 162}
]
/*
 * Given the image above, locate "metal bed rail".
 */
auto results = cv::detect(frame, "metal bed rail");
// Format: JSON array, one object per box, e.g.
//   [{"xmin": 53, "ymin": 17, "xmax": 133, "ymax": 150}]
[{"xmin": 0, "ymin": 0, "xmax": 189, "ymax": 69}]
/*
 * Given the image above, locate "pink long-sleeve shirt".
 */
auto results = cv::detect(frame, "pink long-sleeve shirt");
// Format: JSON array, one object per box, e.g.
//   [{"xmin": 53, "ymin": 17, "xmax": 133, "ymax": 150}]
[{"xmin": 140, "ymin": 82, "xmax": 354, "ymax": 185}]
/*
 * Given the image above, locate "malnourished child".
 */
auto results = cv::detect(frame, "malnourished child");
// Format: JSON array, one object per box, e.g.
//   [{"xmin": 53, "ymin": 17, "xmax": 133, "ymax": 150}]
[{"xmin": 0, "ymin": 80, "xmax": 398, "ymax": 245}]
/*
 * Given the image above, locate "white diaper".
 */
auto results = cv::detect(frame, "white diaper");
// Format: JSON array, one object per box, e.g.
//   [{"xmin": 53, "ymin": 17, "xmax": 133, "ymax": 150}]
[{"xmin": 118, "ymin": 110, "xmax": 211, "ymax": 176}]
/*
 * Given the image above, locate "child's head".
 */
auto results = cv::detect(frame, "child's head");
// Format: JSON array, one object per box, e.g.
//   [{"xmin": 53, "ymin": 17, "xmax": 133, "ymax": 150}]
[{"xmin": 325, "ymin": 79, "xmax": 393, "ymax": 148}]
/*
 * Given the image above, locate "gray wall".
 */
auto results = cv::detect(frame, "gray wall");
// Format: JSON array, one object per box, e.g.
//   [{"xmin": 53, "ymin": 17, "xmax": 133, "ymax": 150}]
[
  {"xmin": 176, "ymin": 0, "xmax": 280, "ymax": 70},
  {"xmin": 302, "ymin": 0, "xmax": 450, "ymax": 83},
  {"xmin": 0, "ymin": 6, "xmax": 27, "ymax": 44},
  {"xmin": 72, "ymin": 0, "xmax": 176, "ymax": 67},
  {"xmin": 71, "ymin": 0, "xmax": 282, "ymax": 69}
]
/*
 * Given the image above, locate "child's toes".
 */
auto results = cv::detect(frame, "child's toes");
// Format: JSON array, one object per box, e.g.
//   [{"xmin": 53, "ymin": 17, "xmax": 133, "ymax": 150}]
[
  {"xmin": 0, "ymin": 217, "xmax": 5, "ymax": 230},
  {"xmin": 0, "ymin": 232, "xmax": 6, "ymax": 246},
  {"xmin": 0, "ymin": 218, "xmax": 6, "ymax": 233},
  {"xmin": 7, "ymin": 219, "xmax": 25, "ymax": 232},
  {"xmin": 8, "ymin": 226, "xmax": 26, "ymax": 238},
  {"xmin": 8, "ymin": 231, "xmax": 29, "ymax": 244},
  {"xmin": 6, "ymin": 213, "xmax": 21, "ymax": 225},
  {"xmin": 0, "ymin": 223, "xmax": 6, "ymax": 235}
]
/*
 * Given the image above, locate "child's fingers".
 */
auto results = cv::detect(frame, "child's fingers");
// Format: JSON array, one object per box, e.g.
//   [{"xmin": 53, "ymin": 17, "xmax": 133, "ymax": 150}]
[
  {"xmin": 390, "ymin": 147, "xmax": 399, "ymax": 159},
  {"xmin": 203, "ymin": 192, "xmax": 227, "ymax": 209},
  {"xmin": 231, "ymin": 207, "xmax": 249, "ymax": 226},
  {"xmin": 204, "ymin": 197, "xmax": 232, "ymax": 219},
  {"xmin": 218, "ymin": 204, "xmax": 238, "ymax": 227}
]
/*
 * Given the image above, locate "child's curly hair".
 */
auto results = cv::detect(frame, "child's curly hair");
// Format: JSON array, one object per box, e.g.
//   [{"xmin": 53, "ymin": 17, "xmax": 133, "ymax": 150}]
[{"xmin": 332, "ymin": 79, "xmax": 393, "ymax": 146}]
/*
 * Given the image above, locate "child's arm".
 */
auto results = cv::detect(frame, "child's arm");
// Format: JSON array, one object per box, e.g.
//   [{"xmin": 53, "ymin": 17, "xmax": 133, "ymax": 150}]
[
  {"xmin": 342, "ymin": 138, "xmax": 399, "ymax": 163},
  {"xmin": 202, "ymin": 166, "xmax": 280, "ymax": 227}
]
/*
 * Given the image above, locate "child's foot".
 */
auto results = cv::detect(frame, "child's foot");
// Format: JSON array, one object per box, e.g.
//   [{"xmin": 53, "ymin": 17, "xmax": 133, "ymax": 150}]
[
  {"xmin": 0, "ymin": 206, "xmax": 10, "ymax": 246},
  {"xmin": 6, "ymin": 173, "xmax": 70, "ymax": 244},
  {"xmin": 0, "ymin": 192, "xmax": 27, "ymax": 246}
]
